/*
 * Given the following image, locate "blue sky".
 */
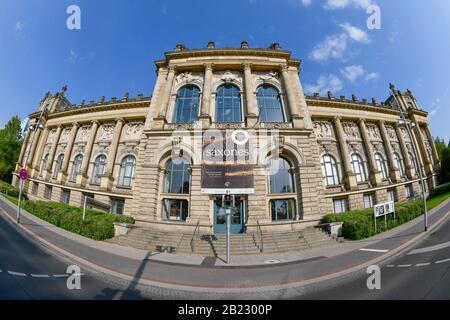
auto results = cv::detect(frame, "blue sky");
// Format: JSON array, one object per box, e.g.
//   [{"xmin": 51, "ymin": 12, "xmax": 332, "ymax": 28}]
[{"xmin": 0, "ymin": 0, "xmax": 449, "ymax": 142}]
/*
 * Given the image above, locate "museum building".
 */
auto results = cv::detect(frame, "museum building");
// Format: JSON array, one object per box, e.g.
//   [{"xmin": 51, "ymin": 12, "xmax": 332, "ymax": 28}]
[{"xmin": 12, "ymin": 42, "xmax": 440, "ymax": 235}]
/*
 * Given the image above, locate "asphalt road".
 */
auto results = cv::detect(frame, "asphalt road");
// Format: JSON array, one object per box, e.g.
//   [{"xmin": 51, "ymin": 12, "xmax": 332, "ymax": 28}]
[
  {"xmin": 0, "ymin": 211, "xmax": 145, "ymax": 300},
  {"xmin": 301, "ymin": 216, "xmax": 450, "ymax": 300}
]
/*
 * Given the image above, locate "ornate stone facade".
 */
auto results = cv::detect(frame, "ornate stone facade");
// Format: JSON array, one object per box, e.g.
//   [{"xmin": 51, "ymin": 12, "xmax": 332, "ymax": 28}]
[{"xmin": 13, "ymin": 44, "xmax": 439, "ymax": 236}]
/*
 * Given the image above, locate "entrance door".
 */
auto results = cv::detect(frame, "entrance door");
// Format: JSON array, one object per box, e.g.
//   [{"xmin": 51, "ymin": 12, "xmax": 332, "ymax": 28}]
[{"xmin": 213, "ymin": 196, "xmax": 245, "ymax": 234}]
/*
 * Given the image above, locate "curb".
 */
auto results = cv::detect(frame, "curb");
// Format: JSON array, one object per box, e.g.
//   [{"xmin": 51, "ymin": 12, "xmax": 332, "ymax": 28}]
[{"xmin": 1, "ymin": 195, "xmax": 449, "ymax": 295}]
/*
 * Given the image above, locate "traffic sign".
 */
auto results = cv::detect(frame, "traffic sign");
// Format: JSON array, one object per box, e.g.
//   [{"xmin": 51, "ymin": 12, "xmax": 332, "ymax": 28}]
[{"xmin": 19, "ymin": 168, "xmax": 28, "ymax": 181}]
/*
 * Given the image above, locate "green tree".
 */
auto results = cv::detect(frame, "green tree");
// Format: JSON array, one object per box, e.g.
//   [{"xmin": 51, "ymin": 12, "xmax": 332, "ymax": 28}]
[
  {"xmin": 434, "ymin": 136, "xmax": 448, "ymax": 160},
  {"xmin": 440, "ymin": 147, "xmax": 450, "ymax": 184},
  {"xmin": 0, "ymin": 116, "xmax": 23, "ymax": 183}
]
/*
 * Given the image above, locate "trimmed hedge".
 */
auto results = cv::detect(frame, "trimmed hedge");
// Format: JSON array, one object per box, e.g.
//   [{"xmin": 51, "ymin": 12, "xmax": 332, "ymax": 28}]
[
  {"xmin": 0, "ymin": 180, "xmax": 20, "ymax": 198},
  {"xmin": 321, "ymin": 200, "xmax": 424, "ymax": 240},
  {"xmin": 432, "ymin": 182, "xmax": 450, "ymax": 197},
  {"xmin": 21, "ymin": 201, "xmax": 135, "ymax": 240}
]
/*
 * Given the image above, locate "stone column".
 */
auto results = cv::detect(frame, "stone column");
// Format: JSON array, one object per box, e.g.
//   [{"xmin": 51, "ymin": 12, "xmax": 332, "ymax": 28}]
[
  {"xmin": 101, "ymin": 118, "xmax": 124, "ymax": 190},
  {"xmin": 58, "ymin": 122, "xmax": 79, "ymax": 183},
  {"xmin": 76, "ymin": 120, "xmax": 99, "ymax": 186},
  {"xmin": 333, "ymin": 117, "xmax": 357, "ymax": 189},
  {"xmin": 154, "ymin": 66, "xmax": 176, "ymax": 128},
  {"xmin": 32, "ymin": 127, "xmax": 49, "ymax": 176},
  {"xmin": 379, "ymin": 121, "xmax": 400, "ymax": 182},
  {"xmin": 358, "ymin": 119, "xmax": 382, "ymax": 186},
  {"xmin": 243, "ymin": 63, "xmax": 258, "ymax": 127},
  {"xmin": 411, "ymin": 118, "xmax": 433, "ymax": 175},
  {"xmin": 26, "ymin": 128, "xmax": 42, "ymax": 172},
  {"xmin": 199, "ymin": 63, "xmax": 213, "ymax": 127},
  {"xmin": 280, "ymin": 65, "xmax": 304, "ymax": 128},
  {"xmin": 44, "ymin": 125, "xmax": 62, "ymax": 179},
  {"xmin": 395, "ymin": 125, "xmax": 414, "ymax": 179},
  {"xmin": 424, "ymin": 124, "xmax": 440, "ymax": 165},
  {"xmin": 16, "ymin": 129, "xmax": 31, "ymax": 170}
]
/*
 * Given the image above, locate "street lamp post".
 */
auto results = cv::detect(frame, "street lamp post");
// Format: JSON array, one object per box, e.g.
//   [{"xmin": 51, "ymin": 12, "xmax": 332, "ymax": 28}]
[
  {"xmin": 391, "ymin": 85, "xmax": 428, "ymax": 232},
  {"xmin": 17, "ymin": 108, "xmax": 46, "ymax": 224}
]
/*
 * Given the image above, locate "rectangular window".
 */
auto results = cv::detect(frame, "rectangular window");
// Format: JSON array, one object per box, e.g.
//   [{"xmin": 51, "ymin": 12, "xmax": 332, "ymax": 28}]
[
  {"xmin": 363, "ymin": 193, "xmax": 375, "ymax": 209},
  {"xmin": 333, "ymin": 198, "xmax": 348, "ymax": 214},
  {"xmin": 111, "ymin": 198, "xmax": 125, "ymax": 215},
  {"xmin": 162, "ymin": 199, "xmax": 189, "ymax": 221},
  {"xmin": 387, "ymin": 189, "xmax": 396, "ymax": 203},
  {"xmin": 44, "ymin": 185, "xmax": 52, "ymax": 200},
  {"xmin": 271, "ymin": 199, "xmax": 296, "ymax": 221},
  {"xmin": 405, "ymin": 184, "xmax": 413, "ymax": 199},
  {"xmin": 61, "ymin": 190, "xmax": 70, "ymax": 204},
  {"xmin": 32, "ymin": 182, "xmax": 39, "ymax": 195}
]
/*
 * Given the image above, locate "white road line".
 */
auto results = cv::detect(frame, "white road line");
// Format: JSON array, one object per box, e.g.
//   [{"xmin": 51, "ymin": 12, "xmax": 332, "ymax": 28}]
[
  {"xmin": 415, "ymin": 263, "xmax": 431, "ymax": 267},
  {"xmin": 397, "ymin": 264, "xmax": 412, "ymax": 268},
  {"xmin": 8, "ymin": 271, "xmax": 27, "ymax": 277},
  {"xmin": 435, "ymin": 258, "xmax": 450, "ymax": 264},
  {"xmin": 30, "ymin": 274, "xmax": 50, "ymax": 278},
  {"xmin": 359, "ymin": 248, "xmax": 389, "ymax": 253},
  {"xmin": 386, "ymin": 265, "xmax": 395, "ymax": 268},
  {"xmin": 408, "ymin": 241, "xmax": 450, "ymax": 255},
  {"xmin": 52, "ymin": 274, "xmax": 69, "ymax": 278}
]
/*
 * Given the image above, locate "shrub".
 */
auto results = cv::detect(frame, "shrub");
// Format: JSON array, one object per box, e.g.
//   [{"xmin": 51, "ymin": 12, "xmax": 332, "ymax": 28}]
[
  {"xmin": 21, "ymin": 200, "xmax": 135, "ymax": 240},
  {"xmin": 0, "ymin": 180, "xmax": 20, "ymax": 197},
  {"xmin": 432, "ymin": 182, "xmax": 450, "ymax": 197},
  {"xmin": 321, "ymin": 200, "xmax": 424, "ymax": 240}
]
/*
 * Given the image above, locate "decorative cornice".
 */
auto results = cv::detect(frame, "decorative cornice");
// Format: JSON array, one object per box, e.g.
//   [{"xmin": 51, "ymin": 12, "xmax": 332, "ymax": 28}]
[{"xmin": 306, "ymin": 97, "xmax": 401, "ymax": 116}]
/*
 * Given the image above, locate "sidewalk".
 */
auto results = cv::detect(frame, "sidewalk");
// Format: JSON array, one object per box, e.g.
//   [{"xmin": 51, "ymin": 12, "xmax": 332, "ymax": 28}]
[{"xmin": 1, "ymin": 194, "xmax": 449, "ymax": 295}]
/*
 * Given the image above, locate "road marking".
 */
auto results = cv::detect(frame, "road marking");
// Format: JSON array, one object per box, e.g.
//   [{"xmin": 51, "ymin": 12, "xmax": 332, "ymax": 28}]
[
  {"xmin": 408, "ymin": 240, "xmax": 450, "ymax": 255},
  {"xmin": 386, "ymin": 265, "xmax": 395, "ymax": 268},
  {"xmin": 359, "ymin": 248, "xmax": 389, "ymax": 253},
  {"xmin": 8, "ymin": 271, "xmax": 27, "ymax": 277},
  {"xmin": 30, "ymin": 274, "xmax": 50, "ymax": 278},
  {"xmin": 435, "ymin": 258, "xmax": 450, "ymax": 264},
  {"xmin": 415, "ymin": 263, "xmax": 430, "ymax": 267},
  {"xmin": 53, "ymin": 274, "xmax": 69, "ymax": 278},
  {"xmin": 397, "ymin": 264, "xmax": 412, "ymax": 268}
]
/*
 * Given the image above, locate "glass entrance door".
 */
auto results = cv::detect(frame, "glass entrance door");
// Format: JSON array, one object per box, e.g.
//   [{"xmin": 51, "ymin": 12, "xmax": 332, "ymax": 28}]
[{"xmin": 213, "ymin": 196, "xmax": 245, "ymax": 234}]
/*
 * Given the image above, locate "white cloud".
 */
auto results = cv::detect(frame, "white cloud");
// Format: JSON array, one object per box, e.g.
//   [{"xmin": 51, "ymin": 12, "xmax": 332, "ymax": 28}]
[
  {"xmin": 340, "ymin": 65, "xmax": 380, "ymax": 82},
  {"xmin": 68, "ymin": 49, "xmax": 78, "ymax": 64},
  {"xmin": 340, "ymin": 23, "xmax": 370, "ymax": 43},
  {"xmin": 325, "ymin": 0, "xmax": 373, "ymax": 10},
  {"xmin": 429, "ymin": 98, "xmax": 441, "ymax": 119},
  {"xmin": 304, "ymin": 74, "xmax": 344, "ymax": 95},
  {"xmin": 301, "ymin": 0, "xmax": 313, "ymax": 6},
  {"xmin": 309, "ymin": 23, "xmax": 369, "ymax": 62},
  {"xmin": 341, "ymin": 65, "xmax": 365, "ymax": 82},
  {"xmin": 388, "ymin": 31, "xmax": 400, "ymax": 43},
  {"xmin": 14, "ymin": 21, "xmax": 25, "ymax": 33}
]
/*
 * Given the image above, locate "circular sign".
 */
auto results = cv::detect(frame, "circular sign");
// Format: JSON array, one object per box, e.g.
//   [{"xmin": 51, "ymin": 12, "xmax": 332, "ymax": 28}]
[
  {"xmin": 19, "ymin": 168, "xmax": 28, "ymax": 181},
  {"xmin": 231, "ymin": 129, "xmax": 249, "ymax": 146}
]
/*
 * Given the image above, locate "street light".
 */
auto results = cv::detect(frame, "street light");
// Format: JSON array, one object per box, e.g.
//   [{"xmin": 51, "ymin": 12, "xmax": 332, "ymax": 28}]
[
  {"xmin": 17, "ymin": 107, "xmax": 47, "ymax": 224},
  {"xmin": 391, "ymin": 85, "xmax": 428, "ymax": 232}
]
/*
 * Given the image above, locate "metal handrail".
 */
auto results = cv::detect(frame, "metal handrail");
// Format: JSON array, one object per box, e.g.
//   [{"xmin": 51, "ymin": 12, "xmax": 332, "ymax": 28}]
[
  {"xmin": 253, "ymin": 220, "xmax": 264, "ymax": 253},
  {"xmin": 190, "ymin": 220, "xmax": 200, "ymax": 253}
]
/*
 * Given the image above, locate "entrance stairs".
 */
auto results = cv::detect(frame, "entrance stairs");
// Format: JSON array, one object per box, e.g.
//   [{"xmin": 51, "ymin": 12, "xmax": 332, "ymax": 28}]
[{"xmin": 107, "ymin": 225, "xmax": 342, "ymax": 256}]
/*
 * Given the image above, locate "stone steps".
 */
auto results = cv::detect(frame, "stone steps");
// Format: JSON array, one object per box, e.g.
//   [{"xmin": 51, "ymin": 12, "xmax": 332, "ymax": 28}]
[{"xmin": 106, "ymin": 226, "xmax": 339, "ymax": 255}]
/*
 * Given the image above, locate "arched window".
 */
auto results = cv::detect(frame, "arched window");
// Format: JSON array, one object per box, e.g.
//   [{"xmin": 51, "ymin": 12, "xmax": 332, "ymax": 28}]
[
  {"xmin": 267, "ymin": 157, "xmax": 296, "ymax": 221},
  {"xmin": 70, "ymin": 154, "xmax": 83, "ymax": 182},
  {"xmin": 216, "ymin": 84, "xmax": 242, "ymax": 122},
  {"xmin": 118, "ymin": 155, "xmax": 136, "ymax": 187},
  {"xmin": 351, "ymin": 154, "xmax": 367, "ymax": 183},
  {"xmin": 268, "ymin": 157, "xmax": 294, "ymax": 194},
  {"xmin": 173, "ymin": 85, "xmax": 200, "ymax": 123},
  {"xmin": 40, "ymin": 153, "xmax": 49, "ymax": 177},
  {"xmin": 91, "ymin": 155, "xmax": 107, "ymax": 184},
  {"xmin": 321, "ymin": 154, "xmax": 340, "ymax": 186},
  {"xmin": 409, "ymin": 152, "xmax": 419, "ymax": 173},
  {"xmin": 162, "ymin": 158, "xmax": 191, "ymax": 222},
  {"xmin": 375, "ymin": 152, "xmax": 389, "ymax": 180},
  {"xmin": 164, "ymin": 158, "xmax": 191, "ymax": 194},
  {"xmin": 257, "ymin": 85, "xmax": 285, "ymax": 122},
  {"xmin": 53, "ymin": 154, "xmax": 64, "ymax": 178},
  {"xmin": 393, "ymin": 153, "xmax": 405, "ymax": 177}
]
